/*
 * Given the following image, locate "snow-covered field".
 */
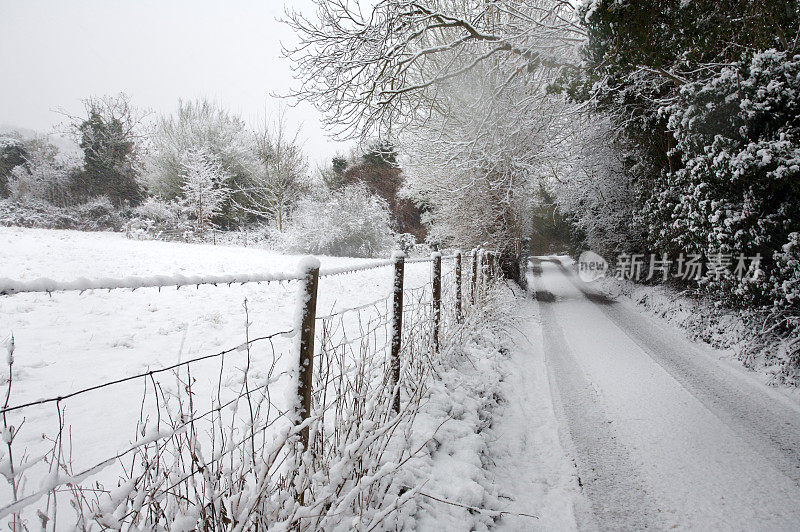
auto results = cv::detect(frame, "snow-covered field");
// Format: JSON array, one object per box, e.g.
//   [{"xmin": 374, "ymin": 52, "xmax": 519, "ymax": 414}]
[
  {"xmin": 0, "ymin": 227, "xmax": 587, "ymax": 530},
  {"xmin": 0, "ymin": 227, "xmax": 441, "ymax": 524}
]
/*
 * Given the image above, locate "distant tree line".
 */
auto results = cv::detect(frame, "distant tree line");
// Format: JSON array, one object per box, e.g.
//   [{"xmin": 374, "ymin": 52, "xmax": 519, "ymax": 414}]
[{"xmin": 0, "ymin": 95, "xmax": 426, "ymax": 252}]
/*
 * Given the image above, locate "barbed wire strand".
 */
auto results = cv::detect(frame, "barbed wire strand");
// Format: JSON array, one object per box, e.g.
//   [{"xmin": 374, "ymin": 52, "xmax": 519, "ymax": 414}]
[{"xmin": 0, "ymin": 251, "xmax": 467, "ymax": 296}]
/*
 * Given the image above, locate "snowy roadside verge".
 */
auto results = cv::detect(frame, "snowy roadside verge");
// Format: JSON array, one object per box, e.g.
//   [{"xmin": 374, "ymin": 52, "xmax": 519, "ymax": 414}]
[
  {"xmin": 390, "ymin": 285, "xmax": 517, "ymax": 530},
  {"xmin": 487, "ymin": 291, "xmax": 584, "ymax": 531},
  {"xmin": 393, "ymin": 284, "xmax": 582, "ymax": 531}
]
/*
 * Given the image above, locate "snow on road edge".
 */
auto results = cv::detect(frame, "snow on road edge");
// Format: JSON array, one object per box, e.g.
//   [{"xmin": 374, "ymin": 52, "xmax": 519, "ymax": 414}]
[
  {"xmin": 593, "ymin": 274, "xmax": 800, "ymax": 391},
  {"xmin": 392, "ymin": 286, "xmax": 580, "ymax": 531},
  {"xmin": 489, "ymin": 293, "xmax": 584, "ymax": 531}
]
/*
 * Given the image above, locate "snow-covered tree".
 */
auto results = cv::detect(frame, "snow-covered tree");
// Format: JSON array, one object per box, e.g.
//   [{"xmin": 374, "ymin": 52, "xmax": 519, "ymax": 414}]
[
  {"xmin": 179, "ymin": 148, "xmax": 230, "ymax": 233},
  {"xmin": 399, "ymin": 47, "xmax": 578, "ymax": 254},
  {"xmin": 0, "ymin": 135, "xmax": 28, "ymax": 198},
  {"xmin": 7, "ymin": 136, "xmax": 78, "ymax": 207},
  {"xmin": 234, "ymin": 112, "xmax": 309, "ymax": 230},
  {"xmin": 336, "ymin": 141, "xmax": 425, "ymax": 239},
  {"xmin": 131, "ymin": 196, "xmax": 188, "ymax": 231},
  {"xmin": 61, "ymin": 93, "xmax": 147, "ymax": 206},
  {"xmin": 549, "ymin": 115, "xmax": 645, "ymax": 259},
  {"xmin": 285, "ymin": 0, "xmax": 584, "ymax": 140},
  {"xmin": 286, "ymin": 0, "xmax": 585, "ymax": 253},
  {"xmin": 146, "ymin": 99, "xmax": 258, "ymax": 225}
]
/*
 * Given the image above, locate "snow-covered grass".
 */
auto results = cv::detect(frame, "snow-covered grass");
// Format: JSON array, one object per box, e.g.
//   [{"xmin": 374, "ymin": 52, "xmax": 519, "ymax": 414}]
[
  {"xmin": 0, "ymin": 227, "xmax": 519, "ymax": 530},
  {"xmin": 392, "ymin": 296, "xmax": 513, "ymax": 530},
  {"xmin": 385, "ymin": 281, "xmax": 558, "ymax": 530}
]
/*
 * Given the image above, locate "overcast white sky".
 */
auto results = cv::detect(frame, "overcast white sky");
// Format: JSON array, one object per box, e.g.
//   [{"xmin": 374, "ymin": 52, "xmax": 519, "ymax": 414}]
[{"xmin": 0, "ymin": 0, "xmax": 350, "ymax": 164}]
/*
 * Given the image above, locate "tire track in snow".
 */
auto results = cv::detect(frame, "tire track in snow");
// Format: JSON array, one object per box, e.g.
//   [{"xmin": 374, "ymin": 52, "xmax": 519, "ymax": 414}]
[
  {"xmin": 530, "ymin": 261, "xmax": 666, "ymax": 531},
  {"xmin": 555, "ymin": 261, "xmax": 800, "ymax": 485}
]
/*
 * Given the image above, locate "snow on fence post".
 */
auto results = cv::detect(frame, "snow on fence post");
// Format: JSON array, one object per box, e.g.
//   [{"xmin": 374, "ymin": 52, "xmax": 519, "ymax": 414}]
[
  {"xmin": 487, "ymin": 252, "xmax": 495, "ymax": 282},
  {"xmin": 455, "ymin": 250, "xmax": 463, "ymax": 322},
  {"xmin": 391, "ymin": 251, "xmax": 405, "ymax": 413},
  {"xmin": 471, "ymin": 249, "xmax": 478, "ymax": 303},
  {"xmin": 296, "ymin": 257, "xmax": 320, "ymax": 450},
  {"xmin": 432, "ymin": 252, "xmax": 442, "ymax": 352}
]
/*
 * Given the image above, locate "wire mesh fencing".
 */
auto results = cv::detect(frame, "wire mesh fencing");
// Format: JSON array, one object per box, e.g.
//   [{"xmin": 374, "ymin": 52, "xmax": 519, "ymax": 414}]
[{"xmin": 0, "ymin": 249, "xmax": 503, "ymax": 530}]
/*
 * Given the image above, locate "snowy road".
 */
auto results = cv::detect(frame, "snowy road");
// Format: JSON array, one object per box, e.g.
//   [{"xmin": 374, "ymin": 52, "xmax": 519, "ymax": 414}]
[{"xmin": 529, "ymin": 257, "xmax": 800, "ymax": 531}]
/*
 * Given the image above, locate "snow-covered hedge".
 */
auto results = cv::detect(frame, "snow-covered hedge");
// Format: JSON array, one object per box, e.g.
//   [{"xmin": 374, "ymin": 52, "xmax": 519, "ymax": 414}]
[
  {"xmin": 637, "ymin": 50, "xmax": 800, "ymax": 380},
  {"xmin": 273, "ymin": 184, "xmax": 394, "ymax": 257},
  {"xmin": 126, "ymin": 196, "xmax": 190, "ymax": 238},
  {"xmin": 0, "ymin": 197, "xmax": 125, "ymax": 231},
  {"xmin": 646, "ymin": 50, "xmax": 800, "ymax": 311}
]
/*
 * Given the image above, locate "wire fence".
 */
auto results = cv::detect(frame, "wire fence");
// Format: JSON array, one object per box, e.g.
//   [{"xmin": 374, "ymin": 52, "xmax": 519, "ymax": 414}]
[
  {"xmin": 0, "ymin": 249, "xmax": 503, "ymax": 530},
  {"xmin": 0, "ymin": 255, "xmax": 462, "ymax": 296}
]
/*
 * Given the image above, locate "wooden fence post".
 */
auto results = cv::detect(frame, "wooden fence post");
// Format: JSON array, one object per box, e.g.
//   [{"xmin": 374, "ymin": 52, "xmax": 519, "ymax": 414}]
[
  {"xmin": 487, "ymin": 252, "xmax": 495, "ymax": 282},
  {"xmin": 297, "ymin": 257, "xmax": 320, "ymax": 450},
  {"xmin": 432, "ymin": 252, "xmax": 442, "ymax": 352},
  {"xmin": 391, "ymin": 252, "xmax": 404, "ymax": 413},
  {"xmin": 471, "ymin": 249, "xmax": 478, "ymax": 303},
  {"xmin": 455, "ymin": 251, "xmax": 462, "ymax": 322}
]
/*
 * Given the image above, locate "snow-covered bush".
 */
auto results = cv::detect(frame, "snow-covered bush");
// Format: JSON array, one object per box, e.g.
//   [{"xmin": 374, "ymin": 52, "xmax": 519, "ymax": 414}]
[
  {"xmin": 775, "ymin": 232, "xmax": 800, "ymax": 307},
  {"xmin": 274, "ymin": 184, "xmax": 394, "ymax": 257},
  {"xmin": 132, "ymin": 196, "xmax": 185, "ymax": 226},
  {"xmin": 127, "ymin": 196, "xmax": 191, "ymax": 239},
  {"xmin": 72, "ymin": 196, "xmax": 124, "ymax": 230},
  {"xmin": 0, "ymin": 134, "xmax": 127, "ymax": 231},
  {"xmin": 395, "ymin": 232, "xmax": 417, "ymax": 254},
  {"xmin": 131, "ymin": 149, "xmax": 231, "ymax": 237},
  {"xmin": 556, "ymin": 49, "xmax": 800, "ymax": 381},
  {"xmin": 0, "ymin": 198, "xmax": 78, "ymax": 228}
]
